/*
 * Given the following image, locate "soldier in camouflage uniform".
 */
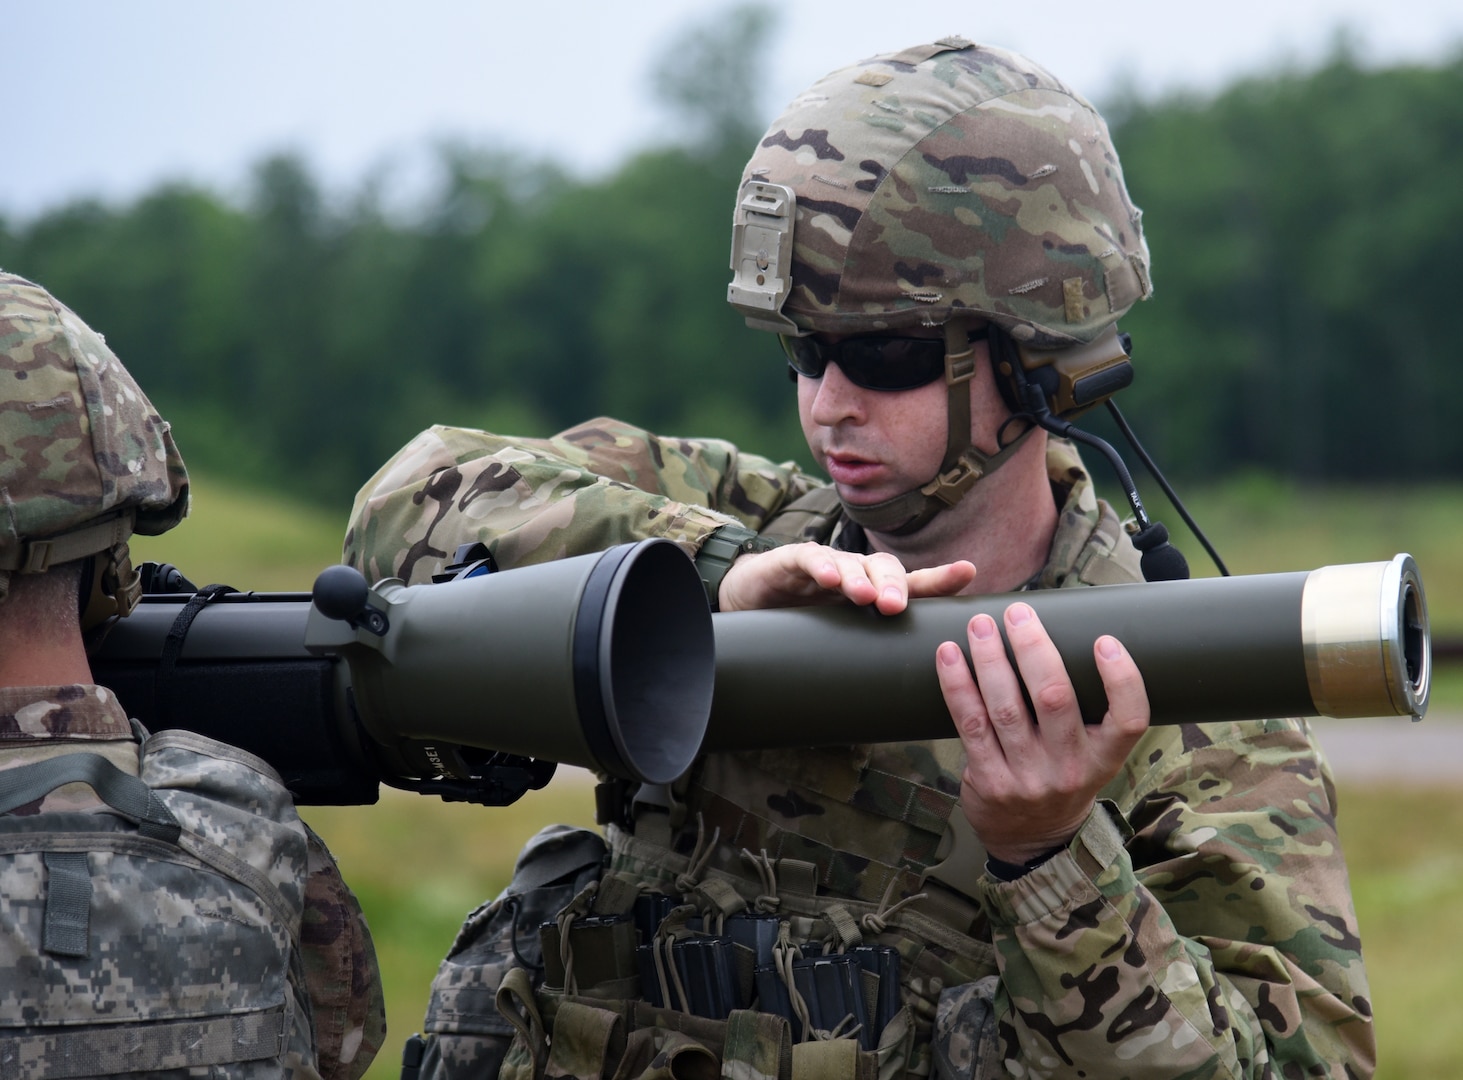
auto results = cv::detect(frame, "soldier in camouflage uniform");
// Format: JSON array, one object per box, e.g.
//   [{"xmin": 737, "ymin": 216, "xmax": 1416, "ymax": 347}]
[
  {"xmin": 347, "ymin": 39, "xmax": 1372, "ymax": 1080},
  {"xmin": 0, "ymin": 271, "xmax": 386, "ymax": 1078}
]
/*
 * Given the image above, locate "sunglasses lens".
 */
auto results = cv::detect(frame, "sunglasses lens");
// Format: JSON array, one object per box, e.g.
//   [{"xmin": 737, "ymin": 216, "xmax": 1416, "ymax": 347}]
[
  {"xmin": 837, "ymin": 338, "xmax": 946, "ymax": 390},
  {"xmin": 779, "ymin": 335, "xmax": 825, "ymax": 377},
  {"xmin": 781, "ymin": 328, "xmax": 986, "ymax": 391}
]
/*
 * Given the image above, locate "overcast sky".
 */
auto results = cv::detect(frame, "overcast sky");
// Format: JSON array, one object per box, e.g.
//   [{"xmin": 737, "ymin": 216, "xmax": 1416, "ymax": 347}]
[{"xmin": 6, "ymin": 0, "xmax": 1462, "ymax": 222}]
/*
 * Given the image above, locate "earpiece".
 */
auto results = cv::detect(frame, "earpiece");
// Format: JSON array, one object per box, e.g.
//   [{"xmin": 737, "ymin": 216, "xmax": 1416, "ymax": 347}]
[{"xmin": 990, "ymin": 327, "xmax": 1192, "ymax": 583}]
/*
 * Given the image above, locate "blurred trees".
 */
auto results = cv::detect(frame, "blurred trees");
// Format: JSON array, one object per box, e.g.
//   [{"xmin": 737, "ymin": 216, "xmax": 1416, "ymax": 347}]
[
  {"xmin": 1112, "ymin": 43, "xmax": 1463, "ymax": 483},
  {"xmin": 1, "ymin": 11, "xmax": 1459, "ymax": 508}
]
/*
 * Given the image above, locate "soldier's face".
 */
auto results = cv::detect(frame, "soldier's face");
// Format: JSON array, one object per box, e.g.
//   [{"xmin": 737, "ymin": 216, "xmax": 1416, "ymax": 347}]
[
  {"xmin": 797, "ymin": 332, "xmax": 1004, "ymax": 507},
  {"xmin": 798, "ymin": 356, "xmax": 946, "ymax": 506}
]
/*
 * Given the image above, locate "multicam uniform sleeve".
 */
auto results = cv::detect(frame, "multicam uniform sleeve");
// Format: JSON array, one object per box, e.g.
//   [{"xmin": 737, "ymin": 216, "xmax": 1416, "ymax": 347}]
[
  {"xmin": 343, "ymin": 417, "xmax": 822, "ymax": 584},
  {"xmin": 973, "ymin": 718, "xmax": 1373, "ymax": 1079},
  {"xmin": 300, "ymin": 825, "xmax": 387, "ymax": 1080}
]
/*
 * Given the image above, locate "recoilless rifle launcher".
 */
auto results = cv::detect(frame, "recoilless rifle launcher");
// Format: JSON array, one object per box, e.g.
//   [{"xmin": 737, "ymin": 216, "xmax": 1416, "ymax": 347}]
[{"xmin": 89, "ymin": 540, "xmax": 1430, "ymax": 808}]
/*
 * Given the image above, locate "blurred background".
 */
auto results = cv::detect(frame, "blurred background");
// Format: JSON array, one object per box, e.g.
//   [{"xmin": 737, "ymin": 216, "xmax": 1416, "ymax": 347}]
[{"xmin": 5, "ymin": 2, "xmax": 1461, "ymax": 1076}]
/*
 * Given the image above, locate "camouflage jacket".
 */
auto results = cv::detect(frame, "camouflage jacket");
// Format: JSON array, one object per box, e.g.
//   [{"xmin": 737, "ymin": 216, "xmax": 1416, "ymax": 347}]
[
  {"xmin": 346, "ymin": 418, "xmax": 1373, "ymax": 1080},
  {"xmin": 0, "ymin": 683, "xmax": 386, "ymax": 1080}
]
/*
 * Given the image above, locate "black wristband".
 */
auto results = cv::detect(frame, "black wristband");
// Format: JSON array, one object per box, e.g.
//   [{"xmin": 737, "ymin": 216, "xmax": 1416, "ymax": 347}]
[
  {"xmin": 693, "ymin": 523, "xmax": 777, "ymax": 611},
  {"xmin": 986, "ymin": 842, "xmax": 1067, "ymax": 882}
]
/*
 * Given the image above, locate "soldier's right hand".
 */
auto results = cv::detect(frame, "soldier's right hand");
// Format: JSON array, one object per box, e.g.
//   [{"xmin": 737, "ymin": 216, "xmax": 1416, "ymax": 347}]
[{"xmin": 717, "ymin": 541, "xmax": 975, "ymax": 614}]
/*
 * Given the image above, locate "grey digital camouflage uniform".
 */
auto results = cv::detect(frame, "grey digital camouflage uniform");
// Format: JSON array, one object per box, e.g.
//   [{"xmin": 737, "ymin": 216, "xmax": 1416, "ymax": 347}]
[
  {"xmin": 409, "ymin": 826, "xmax": 609, "ymax": 1079},
  {"xmin": 0, "ymin": 271, "xmax": 385, "ymax": 1079},
  {"xmin": 344, "ymin": 418, "xmax": 1373, "ymax": 1079},
  {"xmin": 0, "ymin": 684, "xmax": 385, "ymax": 1079}
]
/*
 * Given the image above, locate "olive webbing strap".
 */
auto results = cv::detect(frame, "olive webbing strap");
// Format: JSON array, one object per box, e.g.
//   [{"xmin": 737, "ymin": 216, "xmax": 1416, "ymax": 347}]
[
  {"xmin": 154, "ymin": 582, "xmax": 237, "ymax": 730},
  {"xmin": 495, "ymin": 966, "xmax": 549, "ymax": 1079},
  {"xmin": 940, "ymin": 318, "xmax": 978, "ymax": 481},
  {"xmin": 0, "ymin": 753, "xmax": 182, "ymax": 963},
  {"xmin": 694, "ymin": 789, "xmax": 939, "ymax": 907},
  {"xmin": 40, "ymin": 851, "xmax": 92, "ymax": 959},
  {"xmin": 0, "ymin": 1004, "xmax": 291, "ymax": 1078},
  {"xmin": 0, "ymin": 510, "xmax": 135, "ymax": 574},
  {"xmin": 0, "ymin": 752, "xmax": 180, "ymax": 842}
]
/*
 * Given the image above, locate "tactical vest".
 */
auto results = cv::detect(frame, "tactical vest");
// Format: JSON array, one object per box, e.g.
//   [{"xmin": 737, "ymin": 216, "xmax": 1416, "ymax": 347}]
[
  {"xmin": 0, "ymin": 728, "xmax": 323, "ymax": 1079},
  {"xmin": 409, "ymin": 480, "xmax": 1143, "ymax": 1080}
]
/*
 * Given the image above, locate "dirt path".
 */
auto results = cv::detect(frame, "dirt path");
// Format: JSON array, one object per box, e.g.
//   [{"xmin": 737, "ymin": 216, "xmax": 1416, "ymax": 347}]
[{"xmin": 1312, "ymin": 713, "xmax": 1462, "ymax": 784}]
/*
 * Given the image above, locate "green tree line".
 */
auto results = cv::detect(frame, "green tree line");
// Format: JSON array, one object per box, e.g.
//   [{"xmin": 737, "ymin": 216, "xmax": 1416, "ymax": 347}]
[{"xmin": 2, "ymin": 11, "xmax": 1459, "ymax": 510}]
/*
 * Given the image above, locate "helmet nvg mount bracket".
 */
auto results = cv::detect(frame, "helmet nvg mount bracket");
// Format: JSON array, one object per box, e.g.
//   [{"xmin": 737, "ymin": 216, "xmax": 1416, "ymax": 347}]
[{"xmin": 728, "ymin": 182, "xmax": 800, "ymax": 336}]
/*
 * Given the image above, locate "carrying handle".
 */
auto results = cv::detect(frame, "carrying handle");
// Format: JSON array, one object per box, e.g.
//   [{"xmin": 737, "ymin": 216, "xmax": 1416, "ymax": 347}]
[{"xmin": 0, "ymin": 752, "xmax": 181, "ymax": 842}]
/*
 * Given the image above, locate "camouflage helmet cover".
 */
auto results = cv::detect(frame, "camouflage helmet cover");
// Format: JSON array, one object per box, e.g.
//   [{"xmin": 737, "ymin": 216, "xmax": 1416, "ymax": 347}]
[
  {"xmin": 0, "ymin": 271, "xmax": 188, "ymax": 590},
  {"xmin": 738, "ymin": 37, "xmax": 1152, "ymax": 348}
]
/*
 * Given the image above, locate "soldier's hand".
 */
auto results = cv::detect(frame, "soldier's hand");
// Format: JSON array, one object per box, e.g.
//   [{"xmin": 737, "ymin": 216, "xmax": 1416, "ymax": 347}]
[
  {"xmin": 936, "ymin": 601, "xmax": 1149, "ymax": 867},
  {"xmin": 718, "ymin": 542, "xmax": 976, "ymax": 614}
]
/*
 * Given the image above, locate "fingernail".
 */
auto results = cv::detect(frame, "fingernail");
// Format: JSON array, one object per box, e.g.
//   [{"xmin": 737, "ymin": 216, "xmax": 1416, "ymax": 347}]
[
  {"xmin": 1097, "ymin": 635, "xmax": 1122, "ymax": 660},
  {"xmin": 882, "ymin": 586, "xmax": 904, "ymax": 607},
  {"xmin": 1007, "ymin": 602, "xmax": 1032, "ymax": 626},
  {"xmin": 937, "ymin": 642, "xmax": 964, "ymax": 666},
  {"xmin": 971, "ymin": 614, "xmax": 996, "ymax": 640}
]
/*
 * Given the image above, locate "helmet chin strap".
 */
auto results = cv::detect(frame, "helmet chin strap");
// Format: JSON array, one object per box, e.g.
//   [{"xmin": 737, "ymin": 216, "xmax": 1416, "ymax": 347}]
[{"xmin": 839, "ymin": 318, "xmax": 1033, "ymax": 536}]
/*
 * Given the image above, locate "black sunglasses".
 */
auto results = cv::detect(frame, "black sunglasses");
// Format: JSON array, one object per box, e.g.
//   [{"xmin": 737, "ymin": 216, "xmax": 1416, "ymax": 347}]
[{"xmin": 780, "ymin": 326, "xmax": 989, "ymax": 392}]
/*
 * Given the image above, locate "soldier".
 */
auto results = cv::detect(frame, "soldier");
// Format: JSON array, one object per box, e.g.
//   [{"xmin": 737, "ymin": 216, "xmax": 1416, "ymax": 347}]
[
  {"xmin": 348, "ymin": 38, "xmax": 1372, "ymax": 1080},
  {"xmin": 0, "ymin": 271, "xmax": 385, "ymax": 1079}
]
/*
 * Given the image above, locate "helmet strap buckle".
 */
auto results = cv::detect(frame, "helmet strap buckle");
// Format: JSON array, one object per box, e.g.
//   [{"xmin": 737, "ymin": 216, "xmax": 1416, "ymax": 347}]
[
  {"xmin": 921, "ymin": 427, "xmax": 1036, "ymax": 508},
  {"xmin": 937, "ymin": 318, "xmax": 979, "ymax": 484},
  {"xmin": 944, "ymin": 344, "xmax": 976, "ymax": 386},
  {"xmin": 19, "ymin": 540, "xmax": 56, "ymax": 575},
  {"xmin": 921, "ymin": 453, "xmax": 985, "ymax": 507},
  {"xmin": 79, "ymin": 542, "xmax": 141, "ymax": 631}
]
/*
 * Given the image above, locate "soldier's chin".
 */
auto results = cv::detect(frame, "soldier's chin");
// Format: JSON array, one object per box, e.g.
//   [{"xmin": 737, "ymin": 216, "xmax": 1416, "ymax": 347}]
[{"xmin": 833, "ymin": 483, "xmax": 901, "ymax": 508}]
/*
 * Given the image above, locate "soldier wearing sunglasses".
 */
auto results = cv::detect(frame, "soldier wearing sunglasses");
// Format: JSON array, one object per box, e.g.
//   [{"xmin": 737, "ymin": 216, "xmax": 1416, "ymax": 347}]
[{"xmin": 349, "ymin": 37, "xmax": 1371, "ymax": 1080}]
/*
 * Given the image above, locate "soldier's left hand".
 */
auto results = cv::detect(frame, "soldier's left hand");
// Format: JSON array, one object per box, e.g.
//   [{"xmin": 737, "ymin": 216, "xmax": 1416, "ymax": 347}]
[
  {"xmin": 936, "ymin": 602, "xmax": 1150, "ymax": 867},
  {"xmin": 718, "ymin": 542, "xmax": 975, "ymax": 614}
]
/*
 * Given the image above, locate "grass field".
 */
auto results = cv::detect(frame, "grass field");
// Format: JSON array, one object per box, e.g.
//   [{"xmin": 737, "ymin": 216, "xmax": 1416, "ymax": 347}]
[{"xmin": 129, "ymin": 471, "xmax": 1463, "ymax": 1079}]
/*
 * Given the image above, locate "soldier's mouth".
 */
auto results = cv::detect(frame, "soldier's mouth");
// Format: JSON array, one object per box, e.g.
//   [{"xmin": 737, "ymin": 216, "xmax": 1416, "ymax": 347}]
[{"xmin": 823, "ymin": 453, "xmax": 887, "ymax": 490}]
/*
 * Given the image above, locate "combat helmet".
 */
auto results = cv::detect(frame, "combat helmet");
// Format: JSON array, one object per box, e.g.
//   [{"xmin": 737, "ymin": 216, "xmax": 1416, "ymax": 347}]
[
  {"xmin": 728, "ymin": 37, "xmax": 1152, "ymax": 533},
  {"xmin": 0, "ymin": 271, "xmax": 189, "ymax": 620}
]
